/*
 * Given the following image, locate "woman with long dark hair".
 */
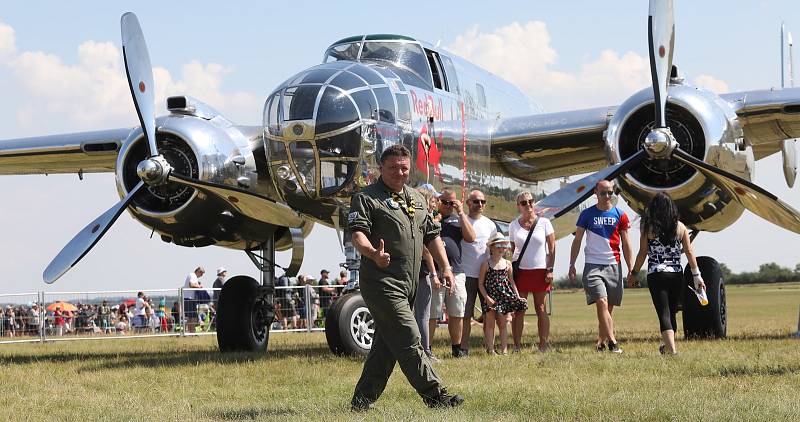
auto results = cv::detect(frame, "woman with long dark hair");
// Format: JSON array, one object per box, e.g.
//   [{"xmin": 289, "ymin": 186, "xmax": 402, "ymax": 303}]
[{"xmin": 632, "ymin": 192, "xmax": 706, "ymax": 355}]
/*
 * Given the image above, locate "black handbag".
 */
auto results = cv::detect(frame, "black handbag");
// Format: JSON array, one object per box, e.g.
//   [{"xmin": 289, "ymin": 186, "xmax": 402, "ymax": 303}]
[{"xmin": 511, "ymin": 217, "xmax": 537, "ymax": 280}]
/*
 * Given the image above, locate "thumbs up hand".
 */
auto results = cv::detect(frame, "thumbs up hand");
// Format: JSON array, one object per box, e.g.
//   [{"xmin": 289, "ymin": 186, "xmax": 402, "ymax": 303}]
[{"xmin": 372, "ymin": 239, "xmax": 391, "ymax": 268}]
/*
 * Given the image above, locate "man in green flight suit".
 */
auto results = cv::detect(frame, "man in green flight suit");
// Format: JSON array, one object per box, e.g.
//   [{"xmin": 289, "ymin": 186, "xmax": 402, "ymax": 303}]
[{"xmin": 348, "ymin": 144, "xmax": 464, "ymax": 410}]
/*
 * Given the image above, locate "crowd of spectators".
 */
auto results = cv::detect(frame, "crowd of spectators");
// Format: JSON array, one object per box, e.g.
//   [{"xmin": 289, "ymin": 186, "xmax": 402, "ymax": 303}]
[
  {"xmin": 0, "ymin": 296, "xmax": 190, "ymax": 338},
  {"xmin": 273, "ymin": 269, "xmax": 348, "ymax": 330}
]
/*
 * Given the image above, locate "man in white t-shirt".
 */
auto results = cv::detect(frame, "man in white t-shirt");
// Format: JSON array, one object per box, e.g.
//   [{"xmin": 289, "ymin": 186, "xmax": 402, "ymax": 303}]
[
  {"xmin": 183, "ymin": 266, "xmax": 205, "ymax": 331},
  {"xmin": 459, "ymin": 189, "xmax": 497, "ymax": 355},
  {"xmin": 133, "ymin": 291, "xmax": 148, "ymax": 332}
]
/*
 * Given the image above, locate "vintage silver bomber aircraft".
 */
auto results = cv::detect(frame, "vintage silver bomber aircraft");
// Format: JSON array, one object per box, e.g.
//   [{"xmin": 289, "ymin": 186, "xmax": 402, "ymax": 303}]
[{"xmin": 2, "ymin": 0, "xmax": 800, "ymax": 355}]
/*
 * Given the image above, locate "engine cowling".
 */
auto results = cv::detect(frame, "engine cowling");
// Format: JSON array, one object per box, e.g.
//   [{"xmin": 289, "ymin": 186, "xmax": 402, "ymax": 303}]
[
  {"xmin": 606, "ymin": 84, "xmax": 754, "ymax": 231},
  {"xmin": 114, "ymin": 97, "xmax": 272, "ymax": 248}
]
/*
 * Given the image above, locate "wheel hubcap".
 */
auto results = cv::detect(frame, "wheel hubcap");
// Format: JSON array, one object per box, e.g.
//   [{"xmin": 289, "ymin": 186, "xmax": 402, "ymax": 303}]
[
  {"xmin": 251, "ymin": 296, "xmax": 271, "ymax": 343},
  {"xmin": 349, "ymin": 306, "xmax": 374, "ymax": 349}
]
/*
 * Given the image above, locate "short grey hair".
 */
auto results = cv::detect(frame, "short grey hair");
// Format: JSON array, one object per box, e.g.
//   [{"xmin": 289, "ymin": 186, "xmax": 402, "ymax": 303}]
[{"xmin": 515, "ymin": 191, "xmax": 533, "ymax": 203}]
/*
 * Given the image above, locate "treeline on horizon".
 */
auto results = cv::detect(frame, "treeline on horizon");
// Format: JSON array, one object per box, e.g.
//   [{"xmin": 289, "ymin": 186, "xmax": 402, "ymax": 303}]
[{"xmin": 553, "ymin": 262, "xmax": 800, "ymax": 289}]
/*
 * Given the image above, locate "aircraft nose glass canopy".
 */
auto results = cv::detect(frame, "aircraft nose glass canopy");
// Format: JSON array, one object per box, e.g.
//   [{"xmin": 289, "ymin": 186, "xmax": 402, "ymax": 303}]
[{"xmin": 264, "ymin": 62, "xmax": 398, "ymax": 198}]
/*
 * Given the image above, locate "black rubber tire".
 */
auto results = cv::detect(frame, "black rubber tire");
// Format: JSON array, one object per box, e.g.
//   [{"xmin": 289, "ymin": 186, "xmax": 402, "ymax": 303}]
[
  {"xmin": 217, "ymin": 275, "xmax": 272, "ymax": 352},
  {"xmin": 324, "ymin": 294, "xmax": 346, "ymax": 355},
  {"xmin": 326, "ymin": 293, "xmax": 372, "ymax": 357},
  {"xmin": 683, "ymin": 256, "xmax": 727, "ymax": 339}
]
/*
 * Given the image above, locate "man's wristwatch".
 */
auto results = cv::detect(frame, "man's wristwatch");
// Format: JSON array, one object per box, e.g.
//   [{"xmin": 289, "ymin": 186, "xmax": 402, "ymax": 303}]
[{"xmin": 546, "ymin": 267, "xmax": 554, "ymax": 272}]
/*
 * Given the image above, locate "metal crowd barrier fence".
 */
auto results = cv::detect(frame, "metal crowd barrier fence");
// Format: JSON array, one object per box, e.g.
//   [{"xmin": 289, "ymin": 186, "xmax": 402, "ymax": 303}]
[
  {"xmin": 0, "ymin": 292, "xmax": 42, "ymax": 344},
  {"xmin": 0, "ymin": 283, "xmax": 347, "ymax": 345}
]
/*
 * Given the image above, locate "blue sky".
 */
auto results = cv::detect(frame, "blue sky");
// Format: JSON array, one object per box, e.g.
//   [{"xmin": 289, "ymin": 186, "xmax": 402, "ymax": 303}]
[{"xmin": 1, "ymin": 0, "xmax": 799, "ymax": 294}]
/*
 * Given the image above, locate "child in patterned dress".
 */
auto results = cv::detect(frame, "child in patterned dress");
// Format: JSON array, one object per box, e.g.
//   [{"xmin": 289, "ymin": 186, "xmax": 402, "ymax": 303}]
[{"xmin": 478, "ymin": 233, "xmax": 528, "ymax": 354}]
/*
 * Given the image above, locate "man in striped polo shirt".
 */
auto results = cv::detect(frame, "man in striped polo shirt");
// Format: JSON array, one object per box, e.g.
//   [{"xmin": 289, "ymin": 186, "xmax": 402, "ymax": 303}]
[{"xmin": 568, "ymin": 179, "xmax": 634, "ymax": 353}]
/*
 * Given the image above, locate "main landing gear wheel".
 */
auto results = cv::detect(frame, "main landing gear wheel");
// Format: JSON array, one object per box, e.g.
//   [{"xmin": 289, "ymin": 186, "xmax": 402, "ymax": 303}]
[
  {"xmin": 682, "ymin": 256, "xmax": 727, "ymax": 339},
  {"xmin": 217, "ymin": 275, "xmax": 274, "ymax": 352},
  {"xmin": 325, "ymin": 292, "xmax": 372, "ymax": 357}
]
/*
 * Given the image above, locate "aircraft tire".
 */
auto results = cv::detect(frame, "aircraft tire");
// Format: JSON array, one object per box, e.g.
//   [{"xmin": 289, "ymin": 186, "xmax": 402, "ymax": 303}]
[
  {"xmin": 328, "ymin": 292, "xmax": 372, "ymax": 357},
  {"xmin": 217, "ymin": 275, "xmax": 272, "ymax": 352},
  {"xmin": 324, "ymin": 294, "xmax": 346, "ymax": 355},
  {"xmin": 683, "ymin": 256, "xmax": 727, "ymax": 339}
]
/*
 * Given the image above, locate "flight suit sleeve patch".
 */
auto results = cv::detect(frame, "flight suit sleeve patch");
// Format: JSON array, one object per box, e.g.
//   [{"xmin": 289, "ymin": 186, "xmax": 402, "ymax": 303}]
[{"xmin": 348, "ymin": 193, "xmax": 373, "ymax": 235}]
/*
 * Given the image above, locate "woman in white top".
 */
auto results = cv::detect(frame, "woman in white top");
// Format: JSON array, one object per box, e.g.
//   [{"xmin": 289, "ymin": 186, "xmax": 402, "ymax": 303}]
[{"xmin": 508, "ymin": 191, "xmax": 555, "ymax": 352}]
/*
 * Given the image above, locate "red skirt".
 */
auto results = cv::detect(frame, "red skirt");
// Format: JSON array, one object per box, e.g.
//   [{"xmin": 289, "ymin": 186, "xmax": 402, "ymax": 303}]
[{"xmin": 514, "ymin": 268, "xmax": 551, "ymax": 293}]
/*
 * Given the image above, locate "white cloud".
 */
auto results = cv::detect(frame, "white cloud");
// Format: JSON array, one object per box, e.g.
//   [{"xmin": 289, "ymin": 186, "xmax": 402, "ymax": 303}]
[
  {"xmin": 0, "ymin": 22, "xmax": 260, "ymax": 135},
  {"xmin": 0, "ymin": 22, "xmax": 15, "ymax": 58},
  {"xmin": 446, "ymin": 22, "xmax": 658, "ymax": 111},
  {"xmin": 693, "ymin": 74, "xmax": 730, "ymax": 93}
]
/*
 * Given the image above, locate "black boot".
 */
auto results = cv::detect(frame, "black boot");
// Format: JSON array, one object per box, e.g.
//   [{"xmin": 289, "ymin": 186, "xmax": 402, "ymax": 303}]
[{"xmin": 423, "ymin": 388, "xmax": 465, "ymax": 409}]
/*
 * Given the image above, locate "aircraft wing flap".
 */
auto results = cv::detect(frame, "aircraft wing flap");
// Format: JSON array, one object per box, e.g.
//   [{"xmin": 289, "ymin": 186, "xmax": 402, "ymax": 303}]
[
  {"xmin": 722, "ymin": 87, "xmax": 800, "ymax": 160},
  {"xmin": 0, "ymin": 128, "xmax": 130, "ymax": 175},
  {"xmin": 490, "ymin": 106, "xmax": 615, "ymax": 181}
]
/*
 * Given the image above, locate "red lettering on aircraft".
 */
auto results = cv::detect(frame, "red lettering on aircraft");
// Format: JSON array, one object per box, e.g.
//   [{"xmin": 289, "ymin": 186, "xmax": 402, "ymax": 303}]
[{"xmin": 410, "ymin": 90, "xmax": 444, "ymax": 121}]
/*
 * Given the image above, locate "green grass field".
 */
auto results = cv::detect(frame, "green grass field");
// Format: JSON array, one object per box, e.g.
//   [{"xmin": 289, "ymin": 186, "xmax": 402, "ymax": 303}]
[{"xmin": 1, "ymin": 283, "xmax": 799, "ymax": 421}]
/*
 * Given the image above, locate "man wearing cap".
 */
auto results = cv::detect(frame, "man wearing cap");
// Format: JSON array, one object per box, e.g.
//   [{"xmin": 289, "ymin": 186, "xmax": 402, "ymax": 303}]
[
  {"xmin": 213, "ymin": 267, "xmax": 227, "ymax": 305},
  {"xmin": 348, "ymin": 144, "xmax": 463, "ymax": 410},
  {"xmin": 318, "ymin": 269, "xmax": 336, "ymax": 316}
]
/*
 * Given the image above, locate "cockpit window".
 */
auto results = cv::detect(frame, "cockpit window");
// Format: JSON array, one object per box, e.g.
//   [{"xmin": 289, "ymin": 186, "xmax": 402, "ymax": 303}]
[
  {"xmin": 265, "ymin": 93, "xmax": 281, "ymax": 136},
  {"xmin": 359, "ymin": 42, "xmax": 433, "ymax": 90},
  {"xmin": 331, "ymin": 71, "xmax": 365, "ymax": 91},
  {"xmin": 324, "ymin": 42, "xmax": 361, "ymax": 63},
  {"xmin": 373, "ymin": 87, "xmax": 395, "ymax": 123},
  {"xmin": 301, "ymin": 69, "xmax": 337, "ymax": 84},
  {"xmin": 316, "ymin": 86, "xmax": 359, "ymax": 134},
  {"xmin": 282, "ymin": 86, "xmax": 320, "ymax": 121},
  {"xmin": 351, "ymin": 89, "xmax": 377, "ymax": 121},
  {"xmin": 290, "ymin": 141, "xmax": 316, "ymax": 194}
]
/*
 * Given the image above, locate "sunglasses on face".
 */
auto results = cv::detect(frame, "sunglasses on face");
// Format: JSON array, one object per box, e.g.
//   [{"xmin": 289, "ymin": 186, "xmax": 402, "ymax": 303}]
[
  {"xmin": 598, "ymin": 190, "xmax": 615, "ymax": 197},
  {"xmin": 440, "ymin": 200, "xmax": 455, "ymax": 206},
  {"xmin": 470, "ymin": 199, "xmax": 486, "ymax": 205},
  {"xmin": 518, "ymin": 200, "xmax": 534, "ymax": 206}
]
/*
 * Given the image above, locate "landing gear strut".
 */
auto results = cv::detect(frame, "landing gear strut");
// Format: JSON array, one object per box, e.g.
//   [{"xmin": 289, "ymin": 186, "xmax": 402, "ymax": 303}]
[
  {"xmin": 216, "ymin": 227, "xmax": 304, "ymax": 352},
  {"xmin": 217, "ymin": 236, "xmax": 278, "ymax": 352}
]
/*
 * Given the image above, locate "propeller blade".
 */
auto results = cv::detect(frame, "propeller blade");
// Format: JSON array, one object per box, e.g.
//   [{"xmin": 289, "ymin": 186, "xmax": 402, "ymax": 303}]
[
  {"xmin": 43, "ymin": 181, "xmax": 146, "ymax": 284},
  {"xmin": 648, "ymin": 0, "xmax": 675, "ymax": 128},
  {"xmin": 672, "ymin": 148, "xmax": 800, "ymax": 233},
  {"xmin": 781, "ymin": 139, "xmax": 797, "ymax": 188},
  {"xmin": 168, "ymin": 173, "xmax": 304, "ymax": 228},
  {"xmin": 121, "ymin": 12, "xmax": 158, "ymax": 157},
  {"xmin": 537, "ymin": 150, "xmax": 647, "ymax": 220}
]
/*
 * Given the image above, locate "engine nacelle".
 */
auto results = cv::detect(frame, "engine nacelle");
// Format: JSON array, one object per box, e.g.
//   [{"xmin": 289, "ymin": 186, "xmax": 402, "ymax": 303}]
[
  {"xmin": 114, "ymin": 96, "xmax": 270, "ymax": 248},
  {"xmin": 606, "ymin": 84, "xmax": 754, "ymax": 231}
]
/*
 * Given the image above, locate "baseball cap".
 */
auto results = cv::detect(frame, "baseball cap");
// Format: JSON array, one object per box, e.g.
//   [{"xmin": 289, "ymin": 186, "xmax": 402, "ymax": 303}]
[{"xmin": 217, "ymin": 267, "xmax": 227, "ymax": 276}]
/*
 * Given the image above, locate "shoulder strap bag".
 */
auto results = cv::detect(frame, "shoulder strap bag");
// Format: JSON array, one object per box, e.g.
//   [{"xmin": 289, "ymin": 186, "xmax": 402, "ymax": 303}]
[{"xmin": 511, "ymin": 217, "xmax": 537, "ymax": 280}]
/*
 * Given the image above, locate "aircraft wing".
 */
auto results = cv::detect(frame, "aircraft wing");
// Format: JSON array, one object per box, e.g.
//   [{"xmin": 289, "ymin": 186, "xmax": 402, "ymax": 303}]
[
  {"xmin": 489, "ymin": 106, "xmax": 615, "ymax": 182},
  {"xmin": 489, "ymin": 86, "xmax": 800, "ymax": 185},
  {"xmin": 721, "ymin": 87, "xmax": 800, "ymax": 160},
  {"xmin": 0, "ymin": 128, "xmax": 130, "ymax": 175}
]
